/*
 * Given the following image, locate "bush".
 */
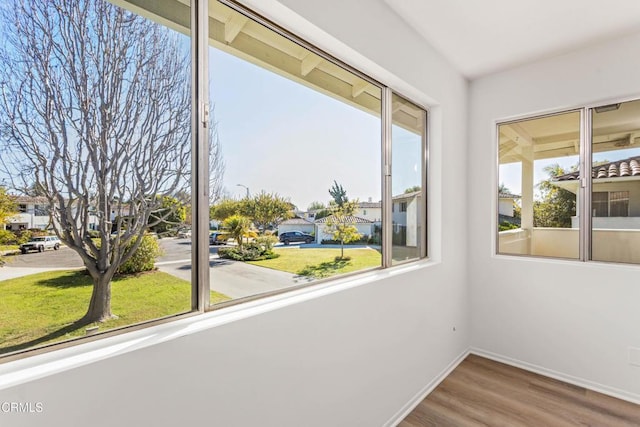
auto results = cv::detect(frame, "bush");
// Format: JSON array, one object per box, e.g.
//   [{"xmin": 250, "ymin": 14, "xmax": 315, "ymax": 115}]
[
  {"xmin": 498, "ymin": 221, "xmax": 519, "ymax": 231},
  {"xmin": 15, "ymin": 230, "xmax": 33, "ymax": 245},
  {"xmin": 256, "ymin": 235, "xmax": 278, "ymax": 251},
  {"xmin": 321, "ymin": 235, "xmax": 369, "ymax": 245},
  {"xmin": 0, "ymin": 230, "xmax": 18, "ymax": 245},
  {"xmin": 218, "ymin": 242, "xmax": 279, "ymax": 261},
  {"xmin": 118, "ymin": 234, "xmax": 162, "ymax": 275}
]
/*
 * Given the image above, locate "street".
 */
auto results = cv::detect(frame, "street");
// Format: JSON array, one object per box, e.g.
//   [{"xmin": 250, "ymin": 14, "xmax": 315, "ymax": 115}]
[{"xmin": 0, "ymin": 238, "xmax": 298, "ymax": 300}]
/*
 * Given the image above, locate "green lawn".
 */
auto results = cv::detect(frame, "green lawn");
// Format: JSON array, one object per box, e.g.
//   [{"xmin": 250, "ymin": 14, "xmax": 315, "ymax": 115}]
[
  {"xmin": 248, "ymin": 247, "xmax": 381, "ymax": 279},
  {"xmin": 0, "ymin": 270, "xmax": 230, "ymax": 354}
]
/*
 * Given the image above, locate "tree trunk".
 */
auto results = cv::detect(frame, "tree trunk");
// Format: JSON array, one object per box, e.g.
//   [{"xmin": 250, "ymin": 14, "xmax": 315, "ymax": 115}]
[{"xmin": 80, "ymin": 274, "xmax": 115, "ymax": 323}]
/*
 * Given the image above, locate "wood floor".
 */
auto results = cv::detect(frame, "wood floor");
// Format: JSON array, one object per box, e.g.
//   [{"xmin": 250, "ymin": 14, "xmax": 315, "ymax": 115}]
[{"xmin": 399, "ymin": 354, "xmax": 640, "ymax": 427}]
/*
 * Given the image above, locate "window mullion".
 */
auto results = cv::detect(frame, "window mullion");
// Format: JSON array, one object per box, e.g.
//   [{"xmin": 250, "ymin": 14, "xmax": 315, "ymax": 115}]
[
  {"xmin": 579, "ymin": 107, "xmax": 592, "ymax": 262},
  {"xmin": 192, "ymin": 0, "xmax": 210, "ymax": 311},
  {"xmin": 382, "ymin": 87, "xmax": 393, "ymax": 268}
]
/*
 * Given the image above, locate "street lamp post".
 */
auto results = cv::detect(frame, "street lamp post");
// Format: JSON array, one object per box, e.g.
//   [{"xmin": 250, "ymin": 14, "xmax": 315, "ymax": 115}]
[{"xmin": 237, "ymin": 184, "xmax": 250, "ymax": 198}]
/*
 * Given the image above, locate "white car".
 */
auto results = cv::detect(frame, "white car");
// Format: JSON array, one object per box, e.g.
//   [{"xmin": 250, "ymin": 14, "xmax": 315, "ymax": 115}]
[
  {"xmin": 20, "ymin": 236, "xmax": 61, "ymax": 254},
  {"xmin": 177, "ymin": 229, "xmax": 192, "ymax": 239}
]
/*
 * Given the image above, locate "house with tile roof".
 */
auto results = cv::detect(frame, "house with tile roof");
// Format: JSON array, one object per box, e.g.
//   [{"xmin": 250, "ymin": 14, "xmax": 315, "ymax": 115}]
[
  {"xmin": 356, "ymin": 199, "xmax": 382, "ymax": 222},
  {"xmin": 553, "ymin": 156, "xmax": 640, "ymax": 229},
  {"xmin": 277, "ymin": 217, "xmax": 315, "ymax": 235},
  {"xmin": 498, "ymin": 192, "xmax": 521, "ymax": 227},
  {"xmin": 314, "ymin": 215, "xmax": 373, "ymax": 244}
]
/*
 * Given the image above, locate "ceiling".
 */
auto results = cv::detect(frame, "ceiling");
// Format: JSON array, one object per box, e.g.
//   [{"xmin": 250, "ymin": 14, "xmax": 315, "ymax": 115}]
[{"xmin": 384, "ymin": 0, "xmax": 640, "ymax": 79}]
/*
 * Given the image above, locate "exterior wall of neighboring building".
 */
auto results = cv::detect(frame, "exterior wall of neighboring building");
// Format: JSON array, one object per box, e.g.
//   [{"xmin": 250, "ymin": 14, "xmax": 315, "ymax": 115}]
[
  {"xmin": 6, "ymin": 198, "xmax": 50, "ymax": 230},
  {"xmin": 392, "ymin": 194, "xmax": 420, "ymax": 247},
  {"xmin": 356, "ymin": 202, "xmax": 382, "ymax": 222},
  {"xmin": 568, "ymin": 180, "xmax": 640, "ymax": 228},
  {"xmin": 277, "ymin": 220, "xmax": 314, "ymax": 235},
  {"xmin": 498, "ymin": 198, "xmax": 515, "ymax": 217},
  {"xmin": 315, "ymin": 221, "xmax": 373, "ymax": 243}
]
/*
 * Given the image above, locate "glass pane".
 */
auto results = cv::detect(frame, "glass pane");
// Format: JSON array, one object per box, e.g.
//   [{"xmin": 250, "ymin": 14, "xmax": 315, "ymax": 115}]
[
  {"xmin": 497, "ymin": 112, "xmax": 580, "ymax": 259},
  {"xmin": 207, "ymin": 1, "xmax": 382, "ymax": 306},
  {"xmin": 591, "ymin": 99, "xmax": 640, "ymax": 263},
  {"xmin": 391, "ymin": 94, "xmax": 426, "ymax": 264},
  {"xmin": 0, "ymin": 0, "xmax": 192, "ymax": 355}
]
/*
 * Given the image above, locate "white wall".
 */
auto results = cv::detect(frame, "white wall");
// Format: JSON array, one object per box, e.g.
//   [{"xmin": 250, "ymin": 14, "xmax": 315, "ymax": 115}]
[
  {"xmin": 469, "ymin": 31, "xmax": 640, "ymax": 402},
  {"xmin": 0, "ymin": 1, "xmax": 470, "ymax": 426}
]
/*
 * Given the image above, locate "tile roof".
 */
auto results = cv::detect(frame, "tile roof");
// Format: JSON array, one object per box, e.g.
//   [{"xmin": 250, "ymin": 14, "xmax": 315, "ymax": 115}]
[
  {"xmin": 280, "ymin": 217, "xmax": 314, "ymax": 225},
  {"xmin": 11, "ymin": 195, "xmax": 49, "ymax": 204},
  {"xmin": 358, "ymin": 201, "xmax": 381, "ymax": 208},
  {"xmin": 314, "ymin": 215, "xmax": 373, "ymax": 224},
  {"xmin": 392, "ymin": 190, "xmax": 421, "ymax": 200},
  {"xmin": 499, "ymin": 192, "xmax": 520, "ymax": 199},
  {"xmin": 555, "ymin": 156, "xmax": 640, "ymax": 181}
]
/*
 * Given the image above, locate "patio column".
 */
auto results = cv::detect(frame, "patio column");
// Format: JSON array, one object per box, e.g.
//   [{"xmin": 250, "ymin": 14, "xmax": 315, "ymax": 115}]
[{"xmin": 520, "ymin": 145, "xmax": 534, "ymax": 253}]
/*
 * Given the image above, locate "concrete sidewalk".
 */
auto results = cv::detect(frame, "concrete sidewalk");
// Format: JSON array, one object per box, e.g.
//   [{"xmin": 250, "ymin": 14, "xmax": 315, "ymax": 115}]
[{"xmin": 0, "ymin": 266, "xmax": 77, "ymax": 281}]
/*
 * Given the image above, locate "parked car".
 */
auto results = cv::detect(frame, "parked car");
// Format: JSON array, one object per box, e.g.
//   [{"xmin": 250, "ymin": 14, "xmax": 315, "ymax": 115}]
[
  {"xmin": 20, "ymin": 236, "xmax": 61, "ymax": 254},
  {"xmin": 279, "ymin": 231, "xmax": 314, "ymax": 245},
  {"xmin": 209, "ymin": 232, "xmax": 227, "ymax": 245},
  {"xmin": 177, "ymin": 228, "xmax": 192, "ymax": 239}
]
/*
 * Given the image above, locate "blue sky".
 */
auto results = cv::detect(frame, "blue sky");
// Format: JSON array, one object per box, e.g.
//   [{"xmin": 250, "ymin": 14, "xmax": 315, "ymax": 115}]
[{"xmin": 210, "ymin": 47, "xmax": 394, "ymax": 210}]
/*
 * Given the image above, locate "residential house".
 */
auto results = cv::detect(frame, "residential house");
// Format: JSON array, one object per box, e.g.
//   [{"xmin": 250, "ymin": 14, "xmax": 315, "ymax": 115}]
[
  {"xmin": 553, "ymin": 157, "xmax": 640, "ymax": 229},
  {"xmin": 392, "ymin": 190, "xmax": 421, "ymax": 246},
  {"xmin": 5, "ymin": 196, "xmax": 50, "ymax": 231},
  {"xmin": 314, "ymin": 214, "xmax": 373, "ymax": 243},
  {"xmin": 498, "ymin": 192, "xmax": 521, "ymax": 226},
  {"xmin": 277, "ymin": 217, "xmax": 315, "ymax": 235},
  {"xmin": 356, "ymin": 199, "xmax": 381, "ymax": 222}
]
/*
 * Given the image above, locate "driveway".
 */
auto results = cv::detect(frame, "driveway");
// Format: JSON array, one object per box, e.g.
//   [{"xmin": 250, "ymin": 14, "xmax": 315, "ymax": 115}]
[{"xmin": 0, "ymin": 238, "xmax": 297, "ymax": 300}]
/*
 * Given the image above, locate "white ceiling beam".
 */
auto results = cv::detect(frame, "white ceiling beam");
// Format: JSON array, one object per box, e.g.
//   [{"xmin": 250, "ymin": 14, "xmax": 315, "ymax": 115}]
[
  {"xmin": 500, "ymin": 124, "xmax": 533, "ymax": 146},
  {"xmin": 351, "ymin": 80, "xmax": 369, "ymax": 98},
  {"xmin": 224, "ymin": 14, "xmax": 249, "ymax": 44},
  {"xmin": 300, "ymin": 53, "xmax": 323, "ymax": 77}
]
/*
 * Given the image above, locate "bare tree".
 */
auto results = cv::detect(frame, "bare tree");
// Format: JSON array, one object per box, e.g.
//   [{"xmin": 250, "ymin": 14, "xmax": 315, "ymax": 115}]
[
  {"xmin": 209, "ymin": 110, "xmax": 226, "ymax": 204},
  {"xmin": 0, "ymin": 0, "xmax": 192, "ymax": 323}
]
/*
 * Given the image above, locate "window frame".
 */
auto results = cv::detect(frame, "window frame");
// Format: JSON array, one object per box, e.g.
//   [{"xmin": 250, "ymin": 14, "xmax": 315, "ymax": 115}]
[
  {"xmin": 1, "ymin": 0, "xmax": 430, "ymax": 361},
  {"xmin": 495, "ymin": 97, "xmax": 640, "ymax": 265}
]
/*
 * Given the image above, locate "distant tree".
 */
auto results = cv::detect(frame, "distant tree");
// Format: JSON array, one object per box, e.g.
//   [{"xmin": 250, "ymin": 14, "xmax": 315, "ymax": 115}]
[
  {"xmin": 0, "ymin": 187, "xmax": 17, "ymax": 228},
  {"xmin": 0, "ymin": 0, "xmax": 191, "ymax": 323},
  {"xmin": 498, "ymin": 183, "xmax": 509, "ymax": 194},
  {"xmin": 148, "ymin": 196, "xmax": 187, "ymax": 235},
  {"xmin": 307, "ymin": 201, "xmax": 326, "ymax": 211},
  {"xmin": 222, "ymin": 214, "xmax": 253, "ymax": 249},
  {"xmin": 533, "ymin": 163, "xmax": 576, "ymax": 227},
  {"xmin": 210, "ymin": 199, "xmax": 244, "ymax": 221},
  {"xmin": 325, "ymin": 199, "xmax": 361, "ymax": 260},
  {"xmin": 404, "ymin": 185, "xmax": 421, "ymax": 194},
  {"xmin": 314, "ymin": 209, "xmax": 331, "ymax": 221},
  {"xmin": 242, "ymin": 191, "xmax": 292, "ymax": 232},
  {"xmin": 329, "ymin": 180, "xmax": 348, "ymax": 206}
]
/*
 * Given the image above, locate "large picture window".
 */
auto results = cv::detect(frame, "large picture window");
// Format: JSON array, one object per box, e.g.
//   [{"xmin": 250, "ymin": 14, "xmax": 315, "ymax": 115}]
[
  {"xmin": 497, "ymin": 98, "xmax": 640, "ymax": 264},
  {"xmin": 0, "ymin": 0, "xmax": 428, "ymax": 359}
]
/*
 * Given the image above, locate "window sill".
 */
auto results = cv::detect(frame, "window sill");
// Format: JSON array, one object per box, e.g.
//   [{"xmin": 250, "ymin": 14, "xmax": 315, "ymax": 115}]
[{"xmin": 0, "ymin": 257, "xmax": 438, "ymax": 391}]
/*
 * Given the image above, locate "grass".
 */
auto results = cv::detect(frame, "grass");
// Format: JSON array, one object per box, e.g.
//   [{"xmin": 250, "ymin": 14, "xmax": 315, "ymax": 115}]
[
  {"xmin": 0, "ymin": 269, "xmax": 230, "ymax": 354},
  {"xmin": 248, "ymin": 247, "xmax": 381, "ymax": 279},
  {"xmin": 0, "ymin": 244, "xmax": 19, "ymax": 251}
]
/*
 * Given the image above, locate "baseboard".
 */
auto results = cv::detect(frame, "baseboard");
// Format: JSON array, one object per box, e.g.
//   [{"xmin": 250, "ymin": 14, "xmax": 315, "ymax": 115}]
[
  {"xmin": 383, "ymin": 348, "xmax": 470, "ymax": 427},
  {"xmin": 470, "ymin": 347, "xmax": 640, "ymax": 406}
]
